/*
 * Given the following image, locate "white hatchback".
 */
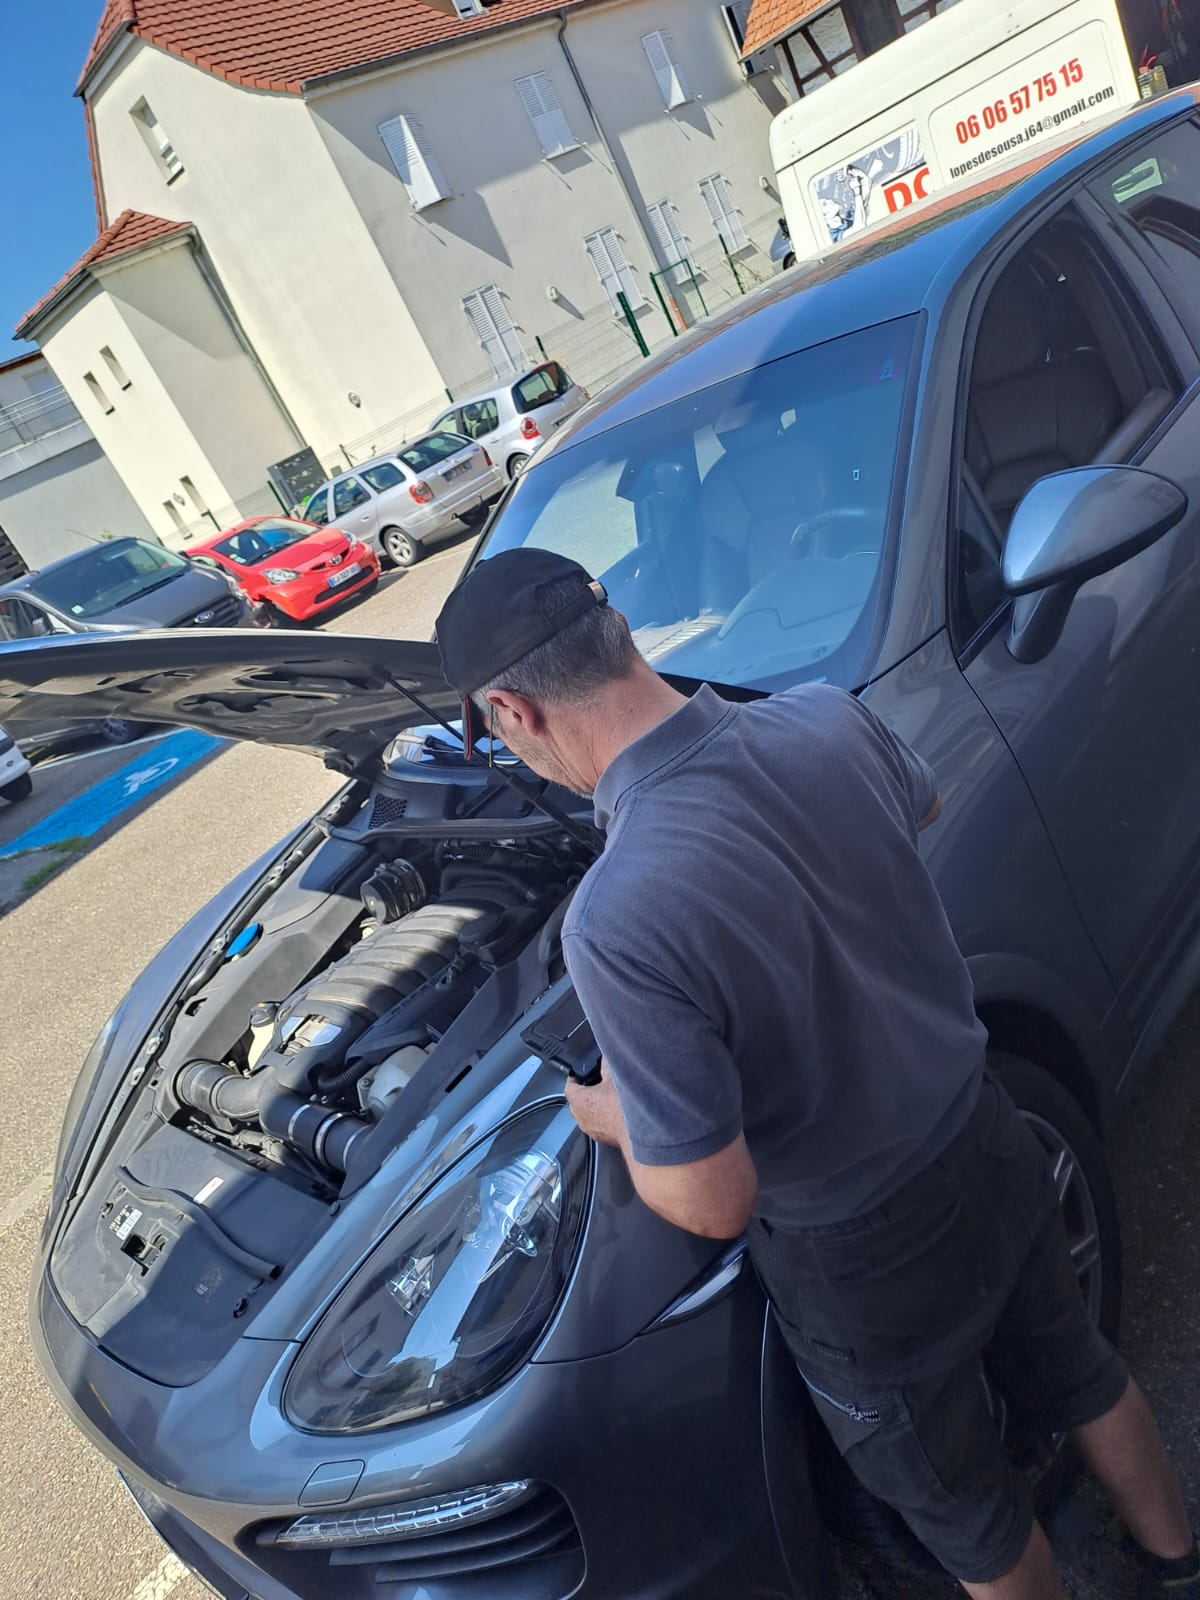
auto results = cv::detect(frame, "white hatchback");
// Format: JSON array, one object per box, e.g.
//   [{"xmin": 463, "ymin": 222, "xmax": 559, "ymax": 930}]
[
  {"xmin": 433, "ymin": 361, "xmax": 590, "ymax": 481},
  {"xmin": 0, "ymin": 723, "xmax": 32, "ymax": 803}
]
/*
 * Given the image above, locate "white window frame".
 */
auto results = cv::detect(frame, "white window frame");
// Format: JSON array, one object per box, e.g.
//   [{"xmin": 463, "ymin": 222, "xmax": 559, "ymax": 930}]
[
  {"xmin": 585, "ymin": 228, "xmax": 645, "ymax": 315},
  {"xmin": 132, "ymin": 100, "xmax": 183, "ymax": 181},
  {"xmin": 378, "ymin": 114, "xmax": 452, "ymax": 210},
  {"xmin": 699, "ymin": 174, "xmax": 749, "ymax": 252},
  {"xmin": 514, "ymin": 71, "xmax": 578, "ymax": 158},
  {"xmin": 641, "ymin": 30, "xmax": 691, "ymax": 109},
  {"xmin": 462, "ymin": 285, "xmax": 527, "ymax": 379},
  {"xmin": 646, "ymin": 201, "xmax": 691, "ymax": 284}
]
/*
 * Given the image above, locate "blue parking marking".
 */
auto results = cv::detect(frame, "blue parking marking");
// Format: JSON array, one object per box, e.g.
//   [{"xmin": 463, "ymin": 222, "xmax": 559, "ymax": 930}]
[{"xmin": 0, "ymin": 728, "xmax": 224, "ymax": 859}]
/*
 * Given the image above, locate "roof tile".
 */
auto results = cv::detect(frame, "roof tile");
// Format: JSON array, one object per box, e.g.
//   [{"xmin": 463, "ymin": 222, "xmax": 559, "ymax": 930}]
[
  {"xmin": 78, "ymin": 0, "xmax": 594, "ymax": 96},
  {"xmin": 16, "ymin": 210, "xmax": 192, "ymax": 336},
  {"xmin": 740, "ymin": 0, "xmax": 832, "ymax": 57}
]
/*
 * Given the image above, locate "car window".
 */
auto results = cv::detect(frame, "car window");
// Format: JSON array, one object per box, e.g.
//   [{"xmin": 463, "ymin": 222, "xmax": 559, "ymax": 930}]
[
  {"xmin": 513, "ymin": 363, "xmax": 571, "ymax": 413},
  {"xmin": 303, "ymin": 489, "xmax": 331, "ymax": 526},
  {"xmin": 215, "ymin": 521, "xmax": 314, "ymax": 566},
  {"xmin": 189, "ymin": 554, "xmax": 223, "ymax": 571},
  {"xmin": 332, "ymin": 477, "xmax": 371, "ymax": 515},
  {"xmin": 458, "ymin": 399, "xmax": 500, "ymax": 440},
  {"xmin": 1088, "ymin": 121, "xmax": 1200, "ymax": 357},
  {"xmin": 0, "ymin": 598, "xmax": 31, "ymax": 640},
  {"xmin": 953, "ymin": 211, "xmax": 1176, "ymax": 645},
  {"xmin": 432, "ymin": 409, "xmax": 461, "ymax": 436},
  {"xmin": 479, "ymin": 318, "xmax": 918, "ymax": 692},
  {"xmin": 23, "ymin": 539, "xmax": 188, "ymax": 619},
  {"xmin": 399, "ymin": 433, "xmax": 470, "ymax": 473},
  {"xmin": 360, "ymin": 462, "xmax": 405, "ymax": 493}
]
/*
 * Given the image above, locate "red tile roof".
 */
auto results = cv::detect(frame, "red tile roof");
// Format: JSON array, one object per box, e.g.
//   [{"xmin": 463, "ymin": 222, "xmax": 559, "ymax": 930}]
[
  {"xmin": 78, "ymin": 0, "xmax": 593, "ymax": 97},
  {"xmin": 740, "ymin": 0, "xmax": 831, "ymax": 57},
  {"xmin": 17, "ymin": 210, "xmax": 193, "ymax": 337}
]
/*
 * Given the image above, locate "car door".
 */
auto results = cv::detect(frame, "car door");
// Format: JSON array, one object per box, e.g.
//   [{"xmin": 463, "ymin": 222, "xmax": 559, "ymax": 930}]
[
  {"xmin": 952, "ymin": 193, "xmax": 1200, "ymax": 1034},
  {"xmin": 331, "ymin": 474, "xmax": 381, "ymax": 549},
  {"xmin": 303, "ymin": 487, "xmax": 332, "ymax": 526}
]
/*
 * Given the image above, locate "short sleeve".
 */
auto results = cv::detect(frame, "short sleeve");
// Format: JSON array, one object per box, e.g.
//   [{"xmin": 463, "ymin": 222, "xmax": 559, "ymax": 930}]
[
  {"xmin": 844, "ymin": 694, "xmax": 938, "ymax": 824},
  {"xmin": 562, "ymin": 931, "xmax": 743, "ymax": 1167}
]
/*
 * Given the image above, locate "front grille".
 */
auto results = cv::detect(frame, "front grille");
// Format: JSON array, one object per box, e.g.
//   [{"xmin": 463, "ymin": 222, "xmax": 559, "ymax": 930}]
[
  {"xmin": 368, "ymin": 793, "xmax": 409, "ymax": 828},
  {"xmin": 186, "ymin": 593, "xmax": 243, "ymax": 627}
]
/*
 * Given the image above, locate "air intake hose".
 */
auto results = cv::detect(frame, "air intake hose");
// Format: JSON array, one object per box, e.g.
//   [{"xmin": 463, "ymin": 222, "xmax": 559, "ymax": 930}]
[{"xmin": 174, "ymin": 1061, "xmax": 368, "ymax": 1173}]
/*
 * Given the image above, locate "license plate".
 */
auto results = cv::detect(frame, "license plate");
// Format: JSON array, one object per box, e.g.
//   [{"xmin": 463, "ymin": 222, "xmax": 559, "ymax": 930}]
[
  {"xmin": 442, "ymin": 461, "xmax": 471, "ymax": 483},
  {"xmin": 327, "ymin": 562, "xmax": 362, "ymax": 588}
]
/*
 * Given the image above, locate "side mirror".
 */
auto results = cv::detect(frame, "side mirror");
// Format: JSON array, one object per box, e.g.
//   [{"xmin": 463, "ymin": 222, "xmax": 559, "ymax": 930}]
[{"xmin": 1003, "ymin": 466, "xmax": 1187, "ymax": 664}]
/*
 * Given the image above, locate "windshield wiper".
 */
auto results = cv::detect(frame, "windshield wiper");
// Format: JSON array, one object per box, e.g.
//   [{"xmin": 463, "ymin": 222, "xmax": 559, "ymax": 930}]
[{"xmin": 113, "ymin": 573, "xmax": 180, "ymax": 605}]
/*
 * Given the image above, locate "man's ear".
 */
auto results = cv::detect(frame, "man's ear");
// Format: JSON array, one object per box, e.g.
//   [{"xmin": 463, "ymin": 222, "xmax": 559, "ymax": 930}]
[{"xmin": 485, "ymin": 688, "xmax": 547, "ymax": 734}]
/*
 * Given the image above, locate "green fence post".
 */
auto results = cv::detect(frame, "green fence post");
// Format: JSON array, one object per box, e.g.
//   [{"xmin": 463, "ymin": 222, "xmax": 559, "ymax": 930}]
[
  {"xmin": 267, "ymin": 480, "xmax": 290, "ymax": 514},
  {"xmin": 339, "ymin": 445, "xmax": 353, "ymax": 470},
  {"xmin": 650, "ymin": 272, "xmax": 680, "ymax": 337},
  {"xmin": 719, "ymin": 236, "xmax": 746, "ymax": 295},
  {"xmin": 444, "ymin": 386, "xmax": 455, "ymax": 404},
  {"xmin": 617, "ymin": 291, "xmax": 651, "ymax": 358},
  {"xmin": 535, "ymin": 334, "xmax": 549, "ymax": 361}
]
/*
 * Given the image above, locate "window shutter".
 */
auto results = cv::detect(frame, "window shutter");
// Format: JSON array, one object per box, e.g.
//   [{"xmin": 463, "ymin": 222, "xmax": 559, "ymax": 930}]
[
  {"xmin": 641, "ymin": 30, "xmax": 690, "ymax": 108},
  {"xmin": 515, "ymin": 72, "xmax": 576, "ymax": 157},
  {"xmin": 585, "ymin": 229, "xmax": 645, "ymax": 313},
  {"xmin": 379, "ymin": 114, "xmax": 450, "ymax": 209},
  {"xmin": 462, "ymin": 286, "xmax": 526, "ymax": 378},
  {"xmin": 646, "ymin": 201, "xmax": 689, "ymax": 282},
  {"xmin": 699, "ymin": 175, "xmax": 749, "ymax": 251}
]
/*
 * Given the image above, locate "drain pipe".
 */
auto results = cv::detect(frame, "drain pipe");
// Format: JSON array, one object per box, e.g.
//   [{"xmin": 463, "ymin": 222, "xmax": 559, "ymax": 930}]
[{"xmin": 555, "ymin": 11, "xmax": 661, "ymax": 272}]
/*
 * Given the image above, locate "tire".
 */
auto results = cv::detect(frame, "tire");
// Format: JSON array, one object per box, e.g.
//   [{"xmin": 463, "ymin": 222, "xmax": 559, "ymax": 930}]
[
  {"xmin": 1, "ymin": 772, "xmax": 32, "ymax": 803},
  {"xmin": 824, "ymin": 1053, "xmax": 1121, "ymax": 1577},
  {"xmin": 783, "ymin": 252, "xmax": 796, "ymax": 270},
  {"xmin": 382, "ymin": 526, "xmax": 423, "ymax": 567},
  {"xmin": 257, "ymin": 602, "xmax": 289, "ymax": 629},
  {"xmin": 100, "ymin": 718, "xmax": 135, "ymax": 744},
  {"xmin": 506, "ymin": 453, "xmax": 530, "ymax": 479}
]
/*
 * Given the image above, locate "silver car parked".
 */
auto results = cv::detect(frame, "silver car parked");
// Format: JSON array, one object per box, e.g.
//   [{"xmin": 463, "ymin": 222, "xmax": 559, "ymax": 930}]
[
  {"xmin": 433, "ymin": 361, "xmax": 590, "ymax": 480},
  {"xmin": 303, "ymin": 431, "xmax": 506, "ymax": 567}
]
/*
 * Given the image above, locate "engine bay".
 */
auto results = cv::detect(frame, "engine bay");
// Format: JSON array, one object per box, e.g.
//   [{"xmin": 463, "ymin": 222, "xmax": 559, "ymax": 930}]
[{"xmin": 50, "ymin": 740, "xmax": 595, "ymax": 1381}]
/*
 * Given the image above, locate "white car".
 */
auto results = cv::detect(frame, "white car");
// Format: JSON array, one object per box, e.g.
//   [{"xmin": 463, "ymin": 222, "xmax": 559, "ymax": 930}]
[
  {"xmin": 0, "ymin": 723, "xmax": 32, "ymax": 803},
  {"xmin": 433, "ymin": 361, "xmax": 590, "ymax": 480}
]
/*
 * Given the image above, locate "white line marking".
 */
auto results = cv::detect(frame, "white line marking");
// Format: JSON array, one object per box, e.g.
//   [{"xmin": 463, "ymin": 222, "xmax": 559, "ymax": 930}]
[
  {"xmin": 126, "ymin": 1553, "xmax": 189, "ymax": 1600},
  {"xmin": 0, "ymin": 1171, "xmax": 52, "ymax": 1234},
  {"xmin": 37, "ymin": 732, "xmax": 174, "ymax": 770}
]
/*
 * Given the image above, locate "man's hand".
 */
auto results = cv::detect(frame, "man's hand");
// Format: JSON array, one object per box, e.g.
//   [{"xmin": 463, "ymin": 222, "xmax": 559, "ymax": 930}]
[{"xmin": 564, "ymin": 1062, "xmax": 627, "ymax": 1148}]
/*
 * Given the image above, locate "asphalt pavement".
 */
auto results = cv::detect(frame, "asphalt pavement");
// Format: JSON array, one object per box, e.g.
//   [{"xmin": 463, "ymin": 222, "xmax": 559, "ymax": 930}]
[{"xmin": 0, "ymin": 533, "xmax": 1197, "ymax": 1600}]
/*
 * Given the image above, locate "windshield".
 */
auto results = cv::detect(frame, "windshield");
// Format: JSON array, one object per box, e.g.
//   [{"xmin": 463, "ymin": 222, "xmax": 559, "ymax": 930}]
[
  {"xmin": 400, "ymin": 433, "xmax": 470, "ymax": 473},
  {"xmin": 477, "ymin": 318, "xmax": 917, "ymax": 691},
  {"xmin": 26, "ymin": 539, "xmax": 189, "ymax": 619},
  {"xmin": 214, "ymin": 520, "xmax": 316, "ymax": 566}
]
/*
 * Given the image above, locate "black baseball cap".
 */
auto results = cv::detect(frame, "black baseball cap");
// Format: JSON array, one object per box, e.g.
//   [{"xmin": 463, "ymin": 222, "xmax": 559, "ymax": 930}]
[{"xmin": 435, "ymin": 548, "xmax": 608, "ymax": 756}]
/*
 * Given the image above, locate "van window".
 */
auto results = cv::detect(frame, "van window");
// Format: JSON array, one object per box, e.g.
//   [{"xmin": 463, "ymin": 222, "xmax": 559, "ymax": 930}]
[
  {"xmin": 1089, "ymin": 121, "xmax": 1200, "ymax": 354},
  {"xmin": 514, "ymin": 364, "xmax": 571, "ymax": 413}
]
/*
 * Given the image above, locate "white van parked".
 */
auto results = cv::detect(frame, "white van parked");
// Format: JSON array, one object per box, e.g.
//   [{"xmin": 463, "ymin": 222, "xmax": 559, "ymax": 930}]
[{"xmin": 771, "ymin": 0, "xmax": 1142, "ymax": 263}]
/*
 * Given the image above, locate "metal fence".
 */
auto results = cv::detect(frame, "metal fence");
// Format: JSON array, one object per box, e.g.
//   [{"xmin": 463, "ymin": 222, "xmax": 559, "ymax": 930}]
[
  {"xmin": 0, "ymin": 383, "xmax": 80, "ymax": 456},
  {"xmin": 649, "ymin": 207, "xmax": 784, "ymax": 333}
]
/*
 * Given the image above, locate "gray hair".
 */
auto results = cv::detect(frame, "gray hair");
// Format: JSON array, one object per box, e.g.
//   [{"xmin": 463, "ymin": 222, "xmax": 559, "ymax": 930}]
[{"xmin": 472, "ymin": 576, "xmax": 638, "ymax": 711}]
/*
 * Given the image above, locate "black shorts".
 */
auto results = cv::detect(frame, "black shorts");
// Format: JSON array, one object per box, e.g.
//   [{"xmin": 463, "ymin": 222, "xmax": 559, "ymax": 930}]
[{"xmin": 747, "ymin": 1077, "xmax": 1128, "ymax": 1585}]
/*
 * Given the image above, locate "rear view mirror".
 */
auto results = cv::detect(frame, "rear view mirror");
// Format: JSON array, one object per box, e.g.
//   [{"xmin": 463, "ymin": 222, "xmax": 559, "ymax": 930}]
[{"xmin": 1004, "ymin": 466, "xmax": 1187, "ymax": 663}]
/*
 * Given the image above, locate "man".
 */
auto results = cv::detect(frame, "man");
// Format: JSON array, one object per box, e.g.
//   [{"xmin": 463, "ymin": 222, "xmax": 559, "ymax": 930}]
[{"xmin": 435, "ymin": 548, "xmax": 1196, "ymax": 1599}]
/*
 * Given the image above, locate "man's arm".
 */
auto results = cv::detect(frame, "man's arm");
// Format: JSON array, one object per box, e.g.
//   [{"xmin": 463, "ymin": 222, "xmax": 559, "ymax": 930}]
[{"xmin": 565, "ymin": 1066, "xmax": 758, "ymax": 1240}]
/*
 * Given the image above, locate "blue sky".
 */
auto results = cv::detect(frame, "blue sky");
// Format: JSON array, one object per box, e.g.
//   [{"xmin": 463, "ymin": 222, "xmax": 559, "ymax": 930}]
[{"xmin": 4, "ymin": 0, "xmax": 106, "ymax": 361}]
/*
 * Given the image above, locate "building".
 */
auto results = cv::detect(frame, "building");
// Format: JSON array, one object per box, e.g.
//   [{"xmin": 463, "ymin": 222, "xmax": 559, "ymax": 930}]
[
  {"xmin": 0, "ymin": 351, "xmax": 153, "ymax": 572},
  {"xmin": 18, "ymin": 0, "xmax": 792, "ymax": 546}
]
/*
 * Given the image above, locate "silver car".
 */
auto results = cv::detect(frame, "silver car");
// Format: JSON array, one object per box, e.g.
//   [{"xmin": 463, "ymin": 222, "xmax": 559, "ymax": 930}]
[
  {"xmin": 303, "ymin": 432, "xmax": 505, "ymax": 567},
  {"xmin": 432, "ymin": 361, "xmax": 590, "ymax": 480}
]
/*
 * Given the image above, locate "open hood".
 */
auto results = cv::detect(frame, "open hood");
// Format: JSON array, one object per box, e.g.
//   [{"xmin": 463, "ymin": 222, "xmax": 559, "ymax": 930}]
[{"xmin": 0, "ymin": 629, "xmax": 461, "ymax": 776}]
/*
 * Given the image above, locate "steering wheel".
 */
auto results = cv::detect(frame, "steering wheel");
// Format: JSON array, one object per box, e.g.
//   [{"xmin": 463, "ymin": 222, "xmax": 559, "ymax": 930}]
[{"xmin": 790, "ymin": 506, "xmax": 877, "ymax": 560}]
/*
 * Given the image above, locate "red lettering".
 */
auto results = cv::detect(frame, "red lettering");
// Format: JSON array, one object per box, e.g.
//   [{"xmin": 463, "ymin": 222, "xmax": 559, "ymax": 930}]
[
  {"xmin": 913, "ymin": 165, "xmax": 932, "ymax": 200},
  {"xmin": 884, "ymin": 178, "xmax": 915, "ymax": 213}
]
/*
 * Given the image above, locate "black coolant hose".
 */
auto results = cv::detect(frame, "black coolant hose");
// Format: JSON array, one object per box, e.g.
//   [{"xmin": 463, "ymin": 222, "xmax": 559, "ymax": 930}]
[{"xmin": 175, "ymin": 1061, "xmax": 368, "ymax": 1173}]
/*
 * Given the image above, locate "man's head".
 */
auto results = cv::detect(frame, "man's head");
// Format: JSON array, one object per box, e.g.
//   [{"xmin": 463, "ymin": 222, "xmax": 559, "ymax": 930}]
[{"xmin": 435, "ymin": 549, "xmax": 641, "ymax": 794}]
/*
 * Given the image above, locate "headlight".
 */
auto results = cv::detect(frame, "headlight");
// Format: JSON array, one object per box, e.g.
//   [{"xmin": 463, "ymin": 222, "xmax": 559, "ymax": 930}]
[
  {"xmin": 285, "ymin": 1106, "xmax": 589, "ymax": 1434},
  {"xmin": 263, "ymin": 567, "xmax": 300, "ymax": 585}
]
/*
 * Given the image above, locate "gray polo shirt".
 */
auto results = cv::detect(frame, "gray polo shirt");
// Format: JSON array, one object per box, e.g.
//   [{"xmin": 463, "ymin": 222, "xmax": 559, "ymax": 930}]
[{"xmin": 561, "ymin": 684, "xmax": 986, "ymax": 1229}]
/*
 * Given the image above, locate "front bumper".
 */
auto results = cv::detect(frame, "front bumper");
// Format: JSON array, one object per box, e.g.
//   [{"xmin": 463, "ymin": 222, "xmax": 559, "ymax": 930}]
[
  {"xmin": 32, "ymin": 1258, "xmax": 833, "ymax": 1600},
  {"xmin": 271, "ymin": 557, "xmax": 380, "ymax": 621}
]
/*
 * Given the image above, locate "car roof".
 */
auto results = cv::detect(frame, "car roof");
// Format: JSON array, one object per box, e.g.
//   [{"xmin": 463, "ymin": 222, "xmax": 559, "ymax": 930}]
[
  {"xmin": 556, "ymin": 91, "xmax": 1197, "ymax": 450},
  {"xmin": 445, "ymin": 366, "xmax": 559, "ymax": 409},
  {"xmin": 0, "ymin": 537, "xmax": 145, "ymax": 597}
]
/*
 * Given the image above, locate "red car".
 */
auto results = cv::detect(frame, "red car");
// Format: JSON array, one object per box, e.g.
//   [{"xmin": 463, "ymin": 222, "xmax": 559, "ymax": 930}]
[{"xmin": 188, "ymin": 516, "xmax": 380, "ymax": 626}]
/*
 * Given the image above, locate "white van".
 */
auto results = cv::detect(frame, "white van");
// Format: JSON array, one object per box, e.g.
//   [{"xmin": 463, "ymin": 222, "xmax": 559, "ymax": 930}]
[{"xmin": 771, "ymin": 0, "xmax": 1141, "ymax": 263}]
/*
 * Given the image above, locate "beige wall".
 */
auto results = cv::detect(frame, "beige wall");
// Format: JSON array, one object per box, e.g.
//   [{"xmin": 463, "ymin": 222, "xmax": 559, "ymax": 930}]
[
  {"xmin": 36, "ymin": 244, "xmax": 293, "ymax": 546},
  {"xmin": 0, "ymin": 437, "xmax": 154, "ymax": 569},
  {"xmin": 87, "ymin": 40, "xmax": 446, "ymax": 457},
  {"xmin": 308, "ymin": 2, "xmax": 786, "ymax": 394}
]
